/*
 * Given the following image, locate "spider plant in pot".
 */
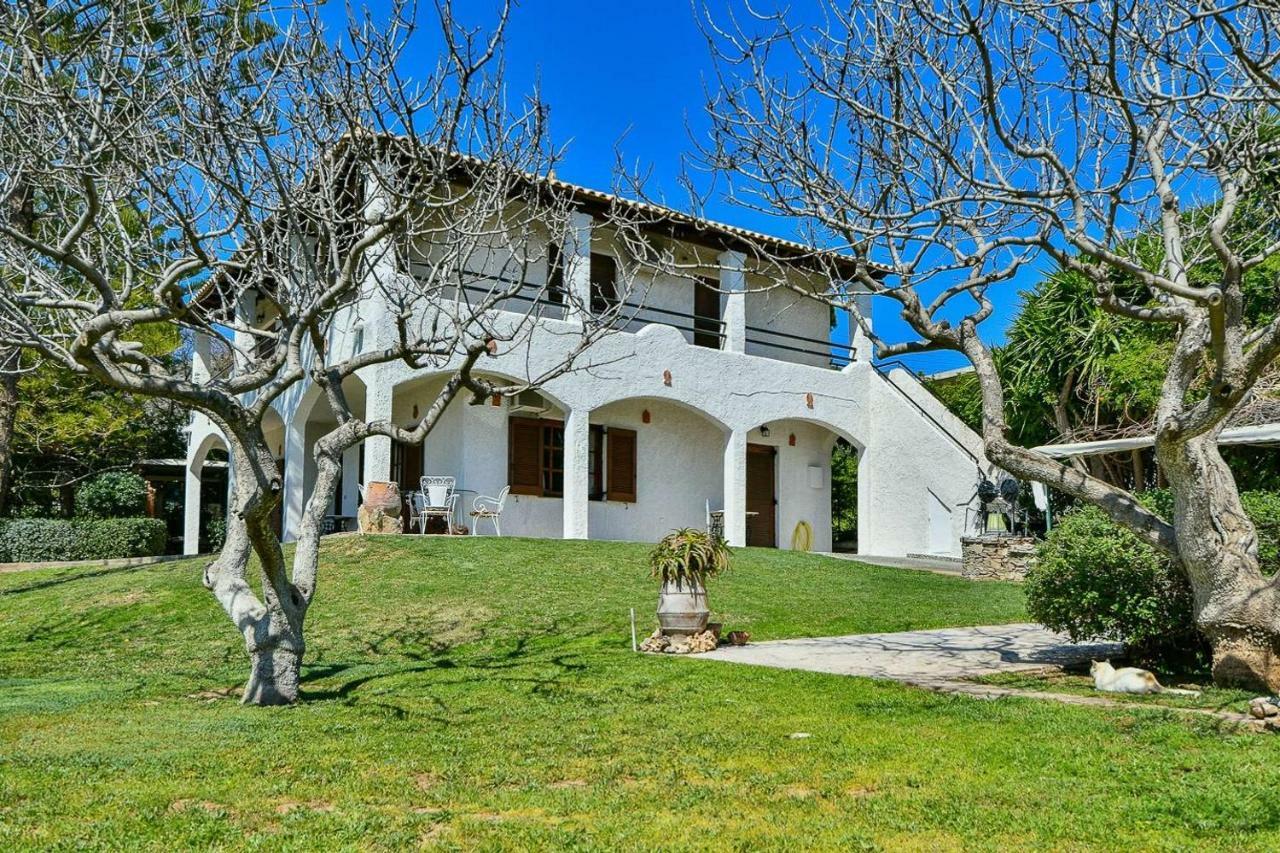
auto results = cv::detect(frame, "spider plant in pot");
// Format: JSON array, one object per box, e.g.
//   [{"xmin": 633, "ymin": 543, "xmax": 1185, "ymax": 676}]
[{"xmin": 650, "ymin": 528, "xmax": 730, "ymax": 639}]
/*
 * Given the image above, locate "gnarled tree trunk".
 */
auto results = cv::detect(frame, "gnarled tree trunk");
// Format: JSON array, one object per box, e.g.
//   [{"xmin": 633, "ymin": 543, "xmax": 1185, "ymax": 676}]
[{"xmin": 1160, "ymin": 432, "xmax": 1280, "ymax": 689}]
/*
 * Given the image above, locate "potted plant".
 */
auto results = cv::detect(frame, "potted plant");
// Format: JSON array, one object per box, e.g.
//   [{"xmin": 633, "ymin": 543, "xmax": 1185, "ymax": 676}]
[{"xmin": 650, "ymin": 528, "xmax": 730, "ymax": 638}]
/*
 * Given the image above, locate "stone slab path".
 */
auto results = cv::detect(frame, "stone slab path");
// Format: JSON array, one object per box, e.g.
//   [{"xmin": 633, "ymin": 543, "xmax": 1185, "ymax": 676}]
[
  {"xmin": 695, "ymin": 623, "xmax": 1262, "ymax": 730},
  {"xmin": 697, "ymin": 623, "xmax": 1121, "ymax": 687}
]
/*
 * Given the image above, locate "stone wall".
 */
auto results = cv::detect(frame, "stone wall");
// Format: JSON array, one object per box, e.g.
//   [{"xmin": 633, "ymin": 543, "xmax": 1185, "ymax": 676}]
[{"xmin": 961, "ymin": 535, "xmax": 1037, "ymax": 581}]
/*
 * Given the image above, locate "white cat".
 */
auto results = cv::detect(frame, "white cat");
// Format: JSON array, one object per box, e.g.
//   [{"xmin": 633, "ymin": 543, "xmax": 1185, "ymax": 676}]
[{"xmin": 1090, "ymin": 660, "xmax": 1200, "ymax": 696}]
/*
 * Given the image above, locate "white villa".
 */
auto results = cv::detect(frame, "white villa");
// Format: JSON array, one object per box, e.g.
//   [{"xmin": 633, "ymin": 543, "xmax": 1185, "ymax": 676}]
[{"xmin": 183, "ymin": 175, "xmax": 987, "ymax": 557}]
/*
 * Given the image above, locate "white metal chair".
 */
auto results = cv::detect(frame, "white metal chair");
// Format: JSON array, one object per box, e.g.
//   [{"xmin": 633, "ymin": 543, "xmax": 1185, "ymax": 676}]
[
  {"xmin": 407, "ymin": 491, "xmax": 427, "ymax": 533},
  {"xmin": 417, "ymin": 476, "xmax": 457, "ymax": 534},
  {"xmin": 469, "ymin": 486, "xmax": 509, "ymax": 535}
]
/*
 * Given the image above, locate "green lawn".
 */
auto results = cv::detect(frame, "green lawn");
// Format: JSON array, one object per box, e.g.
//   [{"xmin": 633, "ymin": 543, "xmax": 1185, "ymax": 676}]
[
  {"xmin": 971, "ymin": 669, "xmax": 1259, "ymax": 715},
  {"xmin": 2, "ymin": 536, "xmax": 1279, "ymax": 849}
]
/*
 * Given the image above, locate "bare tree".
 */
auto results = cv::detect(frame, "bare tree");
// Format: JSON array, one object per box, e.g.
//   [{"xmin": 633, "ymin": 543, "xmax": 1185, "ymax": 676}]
[
  {"xmin": 698, "ymin": 0, "xmax": 1280, "ymax": 687},
  {"xmin": 0, "ymin": 0, "xmax": 635, "ymax": 703}
]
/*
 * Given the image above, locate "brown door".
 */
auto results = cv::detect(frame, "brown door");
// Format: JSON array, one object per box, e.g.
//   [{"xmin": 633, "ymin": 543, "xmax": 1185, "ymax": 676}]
[
  {"xmin": 393, "ymin": 440, "xmax": 423, "ymax": 532},
  {"xmin": 746, "ymin": 444, "xmax": 777, "ymax": 547}
]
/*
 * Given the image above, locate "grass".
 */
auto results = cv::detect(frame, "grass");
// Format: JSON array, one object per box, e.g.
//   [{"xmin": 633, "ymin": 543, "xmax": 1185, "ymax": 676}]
[
  {"xmin": 971, "ymin": 669, "xmax": 1259, "ymax": 714},
  {"xmin": 0, "ymin": 536, "xmax": 1279, "ymax": 849}
]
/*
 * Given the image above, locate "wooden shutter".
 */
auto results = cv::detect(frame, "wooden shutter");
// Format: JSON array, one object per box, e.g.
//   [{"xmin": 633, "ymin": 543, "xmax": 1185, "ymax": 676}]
[
  {"xmin": 606, "ymin": 428, "xmax": 637, "ymax": 502},
  {"xmin": 508, "ymin": 417, "xmax": 543, "ymax": 495}
]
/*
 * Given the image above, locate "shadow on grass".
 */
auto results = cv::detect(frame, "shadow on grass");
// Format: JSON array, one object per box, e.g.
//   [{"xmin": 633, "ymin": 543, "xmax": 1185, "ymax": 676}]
[
  {"xmin": 0, "ymin": 563, "xmax": 164, "ymax": 597},
  {"xmin": 299, "ymin": 619, "xmax": 589, "ymax": 711}
]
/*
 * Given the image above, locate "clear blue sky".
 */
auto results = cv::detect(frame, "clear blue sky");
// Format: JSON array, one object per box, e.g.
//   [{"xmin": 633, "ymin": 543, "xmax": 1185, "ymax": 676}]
[{"xmin": 330, "ymin": 1, "xmax": 1034, "ymax": 373}]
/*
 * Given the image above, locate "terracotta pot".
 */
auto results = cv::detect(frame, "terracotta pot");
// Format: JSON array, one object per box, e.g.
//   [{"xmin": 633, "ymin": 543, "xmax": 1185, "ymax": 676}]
[
  {"xmin": 656, "ymin": 577, "xmax": 709, "ymax": 639},
  {"xmin": 363, "ymin": 480, "xmax": 401, "ymax": 511}
]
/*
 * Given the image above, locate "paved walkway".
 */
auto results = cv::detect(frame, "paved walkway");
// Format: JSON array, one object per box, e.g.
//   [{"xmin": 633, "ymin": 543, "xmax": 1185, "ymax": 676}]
[
  {"xmin": 698, "ymin": 623, "xmax": 1121, "ymax": 687},
  {"xmin": 821, "ymin": 552, "xmax": 965, "ymax": 576},
  {"xmin": 695, "ymin": 624, "xmax": 1263, "ymax": 730}
]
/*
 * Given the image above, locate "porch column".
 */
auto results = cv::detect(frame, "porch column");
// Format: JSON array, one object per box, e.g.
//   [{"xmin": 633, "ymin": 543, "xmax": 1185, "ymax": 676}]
[
  {"xmin": 562, "ymin": 406, "xmax": 591, "ymax": 539},
  {"xmin": 719, "ymin": 250, "xmax": 746, "ymax": 353},
  {"xmin": 340, "ymin": 444, "xmax": 361, "ymax": 516},
  {"xmin": 563, "ymin": 210, "xmax": 593, "ymax": 323},
  {"xmin": 183, "ymin": 457, "xmax": 202, "ymax": 555},
  {"xmin": 363, "ymin": 371, "xmax": 394, "ymax": 485},
  {"xmin": 191, "ymin": 333, "xmax": 213, "ymax": 384},
  {"xmin": 281, "ymin": 415, "xmax": 306, "ymax": 542},
  {"xmin": 723, "ymin": 427, "xmax": 748, "ymax": 547}
]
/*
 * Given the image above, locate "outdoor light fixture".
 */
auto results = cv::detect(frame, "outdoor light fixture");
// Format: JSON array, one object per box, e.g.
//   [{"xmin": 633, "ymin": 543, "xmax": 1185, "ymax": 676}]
[{"xmin": 759, "ymin": 424, "xmax": 771, "ymax": 437}]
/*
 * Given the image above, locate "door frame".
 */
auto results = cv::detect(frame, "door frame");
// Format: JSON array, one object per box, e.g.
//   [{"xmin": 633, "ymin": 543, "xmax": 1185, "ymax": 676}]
[{"xmin": 746, "ymin": 442, "xmax": 777, "ymax": 548}]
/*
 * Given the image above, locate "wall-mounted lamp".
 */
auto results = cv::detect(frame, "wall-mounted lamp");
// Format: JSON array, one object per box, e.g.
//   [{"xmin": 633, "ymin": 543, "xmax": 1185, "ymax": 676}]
[{"xmin": 759, "ymin": 424, "xmax": 771, "ymax": 437}]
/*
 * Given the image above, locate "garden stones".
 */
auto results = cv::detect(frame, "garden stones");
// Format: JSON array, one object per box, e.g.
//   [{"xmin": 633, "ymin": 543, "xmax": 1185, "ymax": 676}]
[
  {"xmin": 1248, "ymin": 696, "xmax": 1280, "ymax": 721},
  {"xmin": 639, "ymin": 628, "xmax": 719, "ymax": 654}
]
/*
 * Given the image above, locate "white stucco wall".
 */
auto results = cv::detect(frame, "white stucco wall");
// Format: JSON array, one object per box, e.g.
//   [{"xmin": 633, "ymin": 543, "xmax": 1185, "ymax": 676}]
[{"xmin": 185, "ymin": 211, "xmax": 990, "ymax": 558}]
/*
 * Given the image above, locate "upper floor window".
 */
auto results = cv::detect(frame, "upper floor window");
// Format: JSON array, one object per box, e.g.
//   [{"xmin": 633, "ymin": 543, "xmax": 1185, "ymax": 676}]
[
  {"xmin": 546, "ymin": 243, "xmax": 566, "ymax": 305},
  {"xmin": 590, "ymin": 253, "xmax": 618, "ymax": 313},
  {"xmin": 693, "ymin": 277, "xmax": 721, "ymax": 349}
]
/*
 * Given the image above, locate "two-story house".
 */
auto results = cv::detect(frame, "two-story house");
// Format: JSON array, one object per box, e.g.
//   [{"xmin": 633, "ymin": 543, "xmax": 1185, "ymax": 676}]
[{"xmin": 182, "ymin": 172, "xmax": 986, "ymax": 557}]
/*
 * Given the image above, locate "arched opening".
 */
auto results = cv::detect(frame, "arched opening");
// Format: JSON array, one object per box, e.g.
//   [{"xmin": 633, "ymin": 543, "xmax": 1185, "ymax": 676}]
[
  {"xmin": 384, "ymin": 370, "xmax": 573, "ymax": 535},
  {"xmin": 184, "ymin": 433, "xmax": 229, "ymax": 555},
  {"xmin": 742, "ymin": 418, "xmax": 857, "ymax": 551},
  {"xmin": 290, "ymin": 376, "xmax": 367, "ymax": 536},
  {"xmin": 830, "ymin": 437, "xmax": 859, "ymax": 553},
  {"xmin": 587, "ymin": 396, "xmax": 730, "ymax": 543}
]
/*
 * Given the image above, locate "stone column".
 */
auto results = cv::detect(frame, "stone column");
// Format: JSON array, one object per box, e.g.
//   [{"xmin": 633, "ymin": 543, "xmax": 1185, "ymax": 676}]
[
  {"xmin": 191, "ymin": 333, "xmax": 213, "ymax": 384},
  {"xmin": 563, "ymin": 211, "xmax": 594, "ymax": 323},
  {"xmin": 849, "ymin": 289, "xmax": 874, "ymax": 364},
  {"xmin": 183, "ymin": 453, "xmax": 203, "ymax": 555},
  {"xmin": 723, "ymin": 427, "xmax": 748, "ymax": 547},
  {"xmin": 362, "ymin": 370, "xmax": 394, "ymax": 486},
  {"xmin": 562, "ymin": 406, "xmax": 591, "ymax": 539},
  {"xmin": 719, "ymin": 250, "xmax": 746, "ymax": 353},
  {"xmin": 281, "ymin": 414, "xmax": 306, "ymax": 542}
]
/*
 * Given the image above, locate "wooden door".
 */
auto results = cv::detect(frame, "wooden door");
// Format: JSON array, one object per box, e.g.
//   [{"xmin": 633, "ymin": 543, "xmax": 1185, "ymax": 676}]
[
  {"xmin": 746, "ymin": 443, "xmax": 777, "ymax": 547},
  {"xmin": 393, "ymin": 440, "xmax": 423, "ymax": 532}
]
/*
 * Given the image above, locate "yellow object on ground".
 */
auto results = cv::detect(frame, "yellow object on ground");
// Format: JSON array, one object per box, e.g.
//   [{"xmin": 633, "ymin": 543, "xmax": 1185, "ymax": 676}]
[{"xmin": 791, "ymin": 520, "xmax": 813, "ymax": 552}]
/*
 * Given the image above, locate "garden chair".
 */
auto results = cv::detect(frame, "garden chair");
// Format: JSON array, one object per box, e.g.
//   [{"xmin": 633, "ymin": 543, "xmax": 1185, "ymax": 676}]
[{"xmin": 469, "ymin": 486, "xmax": 509, "ymax": 536}]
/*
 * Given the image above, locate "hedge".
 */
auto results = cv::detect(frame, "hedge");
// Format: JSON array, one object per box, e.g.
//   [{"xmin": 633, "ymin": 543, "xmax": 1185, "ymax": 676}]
[{"xmin": 0, "ymin": 518, "xmax": 168, "ymax": 563}]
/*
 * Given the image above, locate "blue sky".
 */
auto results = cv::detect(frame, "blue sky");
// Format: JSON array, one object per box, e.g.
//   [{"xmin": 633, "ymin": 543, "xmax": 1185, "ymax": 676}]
[{"xmin": 329, "ymin": 1, "xmax": 1036, "ymax": 373}]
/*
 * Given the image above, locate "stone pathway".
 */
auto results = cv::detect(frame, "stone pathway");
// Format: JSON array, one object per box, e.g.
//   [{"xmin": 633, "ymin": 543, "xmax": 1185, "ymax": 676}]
[
  {"xmin": 822, "ymin": 552, "xmax": 965, "ymax": 576},
  {"xmin": 698, "ymin": 623, "xmax": 1119, "ymax": 686},
  {"xmin": 695, "ymin": 623, "xmax": 1261, "ymax": 730}
]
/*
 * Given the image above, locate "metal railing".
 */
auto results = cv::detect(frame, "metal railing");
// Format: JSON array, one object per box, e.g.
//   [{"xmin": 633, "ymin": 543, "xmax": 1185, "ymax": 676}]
[
  {"xmin": 873, "ymin": 359, "xmax": 982, "ymax": 465},
  {"xmin": 411, "ymin": 266, "xmax": 866, "ymax": 368}
]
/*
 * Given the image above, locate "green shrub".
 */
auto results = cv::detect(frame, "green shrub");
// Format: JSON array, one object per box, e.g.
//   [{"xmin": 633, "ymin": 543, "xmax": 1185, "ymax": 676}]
[
  {"xmin": 0, "ymin": 517, "xmax": 167, "ymax": 563},
  {"xmin": 1025, "ymin": 504, "xmax": 1208, "ymax": 669},
  {"xmin": 75, "ymin": 472, "xmax": 148, "ymax": 519}
]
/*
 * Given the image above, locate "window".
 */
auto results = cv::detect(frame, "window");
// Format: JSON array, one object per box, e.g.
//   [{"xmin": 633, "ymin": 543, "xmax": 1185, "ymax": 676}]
[
  {"xmin": 508, "ymin": 418, "xmax": 634, "ymax": 502},
  {"xmin": 546, "ymin": 243, "xmax": 566, "ymax": 305},
  {"xmin": 693, "ymin": 277, "xmax": 721, "ymax": 348},
  {"xmin": 590, "ymin": 253, "xmax": 618, "ymax": 313},
  {"xmin": 541, "ymin": 421, "xmax": 565, "ymax": 496}
]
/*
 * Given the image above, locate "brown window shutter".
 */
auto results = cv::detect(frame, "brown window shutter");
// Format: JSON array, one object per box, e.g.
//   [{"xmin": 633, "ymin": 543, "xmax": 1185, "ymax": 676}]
[
  {"xmin": 508, "ymin": 417, "xmax": 543, "ymax": 495},
  {"xmin": 606, "ymin": 428, "xmax": 637, "ymax": 502}
]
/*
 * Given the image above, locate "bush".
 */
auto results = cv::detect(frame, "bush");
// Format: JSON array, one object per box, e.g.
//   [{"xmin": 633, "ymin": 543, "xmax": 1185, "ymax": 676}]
[
  {"xmin": 0, "ymin": 517, "xmax": 167, "ymax": 563},
  {"xmin": 1025, "ymin": 504, "xmax": 1208, "ymax": 669},
  {"xmin": 75, "ymin": 472, "xmax": 148, "ymax": 519}
]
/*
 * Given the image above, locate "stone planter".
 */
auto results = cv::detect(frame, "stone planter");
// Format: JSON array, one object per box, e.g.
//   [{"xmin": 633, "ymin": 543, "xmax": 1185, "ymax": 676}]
[
  {"xmin": 961, "ymin": 535, "xmax": 1037, "ymax": 581},
  {"xmin": 656, "ymin": 577, "xmax": 709, "ymax": 639},
  {"xmin": 358, "ymin": 480, "xmax": 402, "ymax": 534}
]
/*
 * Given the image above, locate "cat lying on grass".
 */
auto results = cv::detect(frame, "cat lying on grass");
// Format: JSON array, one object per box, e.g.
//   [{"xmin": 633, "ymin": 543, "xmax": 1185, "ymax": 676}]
[{"xmin": 1090, "ymin": 660, "xmax": 1201, "ymax": 696}]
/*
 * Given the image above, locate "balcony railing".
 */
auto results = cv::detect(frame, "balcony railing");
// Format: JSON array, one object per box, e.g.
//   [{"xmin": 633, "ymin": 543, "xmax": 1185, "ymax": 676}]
[{"xmin": 412, "ymin": 267, "xmax": 854, "ymax": 369}]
